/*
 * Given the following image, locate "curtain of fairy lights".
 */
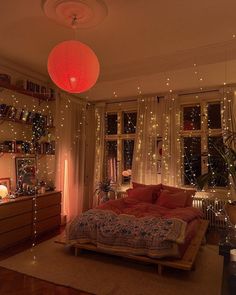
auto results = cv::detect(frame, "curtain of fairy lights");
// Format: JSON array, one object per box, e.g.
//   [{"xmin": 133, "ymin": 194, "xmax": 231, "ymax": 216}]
[
  {"xmin": 132, "ymin": 97, "xmax": 159, "ymax": 184},
  {"xmin": 93, "ymin": 103, "xmax": 105, "ymax": 207},
  {"xmin": 162, "ymin": 94, "xmax": 181, "ymax": 186},
  {"xmin": 221, "ymin": 86, "xmax": 236, "ymax": 198}
]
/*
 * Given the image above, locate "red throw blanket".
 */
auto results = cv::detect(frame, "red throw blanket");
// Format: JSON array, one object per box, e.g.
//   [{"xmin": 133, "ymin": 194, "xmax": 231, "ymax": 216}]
[{"xmin": 97, "ymin": 198, "xmax": 203, "ymax": 222}]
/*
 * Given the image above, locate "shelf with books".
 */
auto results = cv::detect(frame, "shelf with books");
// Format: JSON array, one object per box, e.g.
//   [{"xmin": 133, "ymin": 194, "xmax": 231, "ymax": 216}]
[
  {"xmin": 0, "ymin": 81, "xmax": 55, "ymax": 101},
  {"xmin": 0, "ymin": 103, "xmax": 54, "ymax": 128},
  {"xmin": 0, "ymin": 115, "xmax": 55, "ymax": 129},
  {"xmin": 0, "ymin": 140, "xmax": 55, "ymax": 155}
]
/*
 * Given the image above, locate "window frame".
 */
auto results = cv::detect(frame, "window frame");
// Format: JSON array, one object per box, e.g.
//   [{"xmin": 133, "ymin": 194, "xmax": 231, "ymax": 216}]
[
  {"xmin": 104, "ymin": 101, "xmax": 137, "ymax": 186},
  {"xmin": 179, "ymin": 94, "xmax": 226, "ymax": 190}
]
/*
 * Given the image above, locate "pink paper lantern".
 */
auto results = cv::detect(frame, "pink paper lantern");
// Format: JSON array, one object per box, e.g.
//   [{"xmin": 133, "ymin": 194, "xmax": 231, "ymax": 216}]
[{"xmin": 47, "ymin": 40, "xmax": 100, "ymax": 93}]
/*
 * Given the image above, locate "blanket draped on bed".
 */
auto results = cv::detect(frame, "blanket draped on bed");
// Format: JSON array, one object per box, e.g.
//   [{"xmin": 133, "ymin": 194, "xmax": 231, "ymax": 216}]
[{"xmin": 66, "ymin": 209, "xmax": 187, "ymax": 258}]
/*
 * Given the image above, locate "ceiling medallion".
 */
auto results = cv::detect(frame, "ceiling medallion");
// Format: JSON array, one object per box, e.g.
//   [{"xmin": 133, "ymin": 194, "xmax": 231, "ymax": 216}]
[{"xmin": 42, "ymin": 0, "xmax": 108, "ymax": 29}]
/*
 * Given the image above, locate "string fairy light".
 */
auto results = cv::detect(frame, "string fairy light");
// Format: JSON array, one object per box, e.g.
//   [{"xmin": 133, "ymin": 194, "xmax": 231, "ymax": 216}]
[{"xmin": 0, "ymin": 86, "xmax": 57, "ymax": 262}]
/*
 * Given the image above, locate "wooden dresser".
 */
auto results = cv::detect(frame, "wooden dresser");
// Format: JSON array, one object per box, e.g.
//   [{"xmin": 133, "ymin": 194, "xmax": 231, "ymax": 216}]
[{"xmin": 0, "ymin": 191, "xmax": 61, "ymax": 250}]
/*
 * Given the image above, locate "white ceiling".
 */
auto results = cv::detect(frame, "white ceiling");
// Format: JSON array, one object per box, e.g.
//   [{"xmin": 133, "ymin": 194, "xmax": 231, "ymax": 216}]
[{"xmin": 1, "ymin": 0, "xmax": 236, "ymax": 100}]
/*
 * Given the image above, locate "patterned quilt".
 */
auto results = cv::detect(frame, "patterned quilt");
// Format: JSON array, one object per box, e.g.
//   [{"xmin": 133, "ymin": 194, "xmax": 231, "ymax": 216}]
[{"xmin": 66, "ymin": 208, "xmax": 188, "ymax": 258}]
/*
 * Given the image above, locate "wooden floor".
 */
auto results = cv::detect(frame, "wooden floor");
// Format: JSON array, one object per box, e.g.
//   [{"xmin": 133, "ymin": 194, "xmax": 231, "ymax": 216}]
[
  {"xmin": 0, "ymin": 229, "xmax": 93, "ymax": 295},
  {"xmin": 0, "ymin": 227, "xmax": 221, "ymax": 295},
  {"xmin": 0, "ymin": 267, "xmax": 92, "ymax": 295}
]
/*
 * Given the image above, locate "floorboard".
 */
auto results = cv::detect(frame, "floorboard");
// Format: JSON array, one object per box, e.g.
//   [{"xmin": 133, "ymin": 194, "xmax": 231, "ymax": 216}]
[{"xmin": 0, "ymin": 228, "xmax": 93, "ymax": 295}]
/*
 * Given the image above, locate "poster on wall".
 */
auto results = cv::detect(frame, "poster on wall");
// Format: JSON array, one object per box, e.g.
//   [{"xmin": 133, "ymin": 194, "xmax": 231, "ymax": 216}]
[{"xmin": 15, "ymin": 157, "xmax": 37, "ymax": 186}]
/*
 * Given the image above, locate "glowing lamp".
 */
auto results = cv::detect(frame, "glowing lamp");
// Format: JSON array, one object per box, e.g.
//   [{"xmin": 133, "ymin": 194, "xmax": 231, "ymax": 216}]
[
  {"xmin": 122, "ymin": 170, "xmax": 132, "ymax": 177},
  {"xmin": 47, "ymin": 40, "xmax": 100, "ymax": 93},
  {"xmin": 0, "ymin": 185, "xmax": 8, "ymax": 199}
]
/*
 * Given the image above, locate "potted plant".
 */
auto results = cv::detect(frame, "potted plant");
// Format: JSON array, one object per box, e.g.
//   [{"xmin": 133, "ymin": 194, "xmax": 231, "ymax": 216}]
[
  {"xmin": 196, "ymin": 131, "xmax": 236, "ymax": 231},
  {"xmin": 196, "ymin": 131, "xmax": 236, "ymax": 195},
  {"xmin": 95, "ymin": 179, "xmax": 115, "ymax": 203}
]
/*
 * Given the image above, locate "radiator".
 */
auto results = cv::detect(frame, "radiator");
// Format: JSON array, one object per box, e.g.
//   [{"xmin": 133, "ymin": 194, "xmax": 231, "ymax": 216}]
[{"xmin": 193, "ymin": 197, "xmax": 229, "ymax": 229}]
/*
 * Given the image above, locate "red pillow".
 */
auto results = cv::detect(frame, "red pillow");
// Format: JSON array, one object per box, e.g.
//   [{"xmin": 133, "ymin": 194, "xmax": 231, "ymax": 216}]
[
  {"xmin": 161, "ymin": 185, "xmax": 195, "ymax": 206},
  {"xmin": 126, "ymin": 187, "xmax": 155, "ymax": 203},
  {"xmin": 132, "ymin": 182, "xmax": 162, "ymax": 202},
  {"xmin": 132, "ymin": 182, "xmax": 162, "ymax": 190},
  {"xmin": 156, "ymin": 190, "xmax": 188, "ymax": 209}
]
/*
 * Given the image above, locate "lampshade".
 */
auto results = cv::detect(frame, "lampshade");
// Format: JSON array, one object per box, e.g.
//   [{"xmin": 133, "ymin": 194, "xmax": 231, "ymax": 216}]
[
  {"xmin": 0, "ymin": 184, "xmax": 8, "ymax": 198},
  {"xmin": 47, "ymin": 40, "xmax": 100, "ymax": 93}
]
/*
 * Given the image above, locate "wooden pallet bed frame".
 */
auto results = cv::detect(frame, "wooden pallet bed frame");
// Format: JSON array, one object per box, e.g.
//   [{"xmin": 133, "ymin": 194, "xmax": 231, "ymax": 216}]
[{"xmin": 56, "ymin": 219, "xmax": 209, "ymax": 275}]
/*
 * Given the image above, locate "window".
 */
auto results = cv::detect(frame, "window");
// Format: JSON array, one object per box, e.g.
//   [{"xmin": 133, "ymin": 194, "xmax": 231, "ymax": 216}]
[
  {"xmin": 104, "ymin": 110, "xmax": 137, "ymax": 186},
  {"xmin": 181, "ymin": 100, "xmax": 227, "ymax": 188}
]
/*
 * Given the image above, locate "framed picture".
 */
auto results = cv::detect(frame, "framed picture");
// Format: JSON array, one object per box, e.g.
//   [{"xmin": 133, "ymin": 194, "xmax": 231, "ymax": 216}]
[
  {"xmin": 15, "ymin": 157, "xmax": 37, "ymax": 186},
  {"xmin": 0, "ymin": 177, "xmax": 11, "ymax": 191}
]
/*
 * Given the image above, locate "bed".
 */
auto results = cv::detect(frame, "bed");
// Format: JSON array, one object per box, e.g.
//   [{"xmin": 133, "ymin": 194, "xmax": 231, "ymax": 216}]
[{"xmin": 65, "ymin": 183, "xmax": 208, "ymax": 274}]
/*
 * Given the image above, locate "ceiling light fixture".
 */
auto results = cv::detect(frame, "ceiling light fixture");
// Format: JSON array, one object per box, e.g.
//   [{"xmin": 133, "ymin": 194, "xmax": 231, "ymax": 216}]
[{"xmin": 42, "ymin": 0, "xmax": 108, "ymax": 93}]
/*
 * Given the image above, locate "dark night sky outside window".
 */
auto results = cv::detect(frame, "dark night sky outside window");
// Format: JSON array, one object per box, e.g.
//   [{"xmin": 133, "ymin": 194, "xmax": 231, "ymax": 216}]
[
  {"xmin": 208, "ymin": 103, "xmax": 221, "ymax": 129},
  {"xmin": 123, "ymin": 112, "xmax": 137, "ymax": 134},
  {"xmin": 106, "ymin": 114, "xmax": 117, "ymax": 135},
  {"xmin": 183, "ymin": 106, "xmax": 201, "ymax": 130},
  {"xmin": 183, "ymin": 137, "xmax": 201, "ymax": 185},
  {"xmin": 123, "ymin": 140, "xmax": 134, "ymax": 183}
]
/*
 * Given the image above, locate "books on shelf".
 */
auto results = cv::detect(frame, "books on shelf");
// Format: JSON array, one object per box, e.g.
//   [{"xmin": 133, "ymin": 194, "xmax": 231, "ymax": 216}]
[
  {"xmin": 8, "ymin": 78, "xmax": 55, "ymax": 100},
  {"xmin": 0, "ymin": 103, "xmax": 54, "ymax": 127},
  {"xmin": 0, "ymin": 140, "xmax": 55, "ymax": 155}
]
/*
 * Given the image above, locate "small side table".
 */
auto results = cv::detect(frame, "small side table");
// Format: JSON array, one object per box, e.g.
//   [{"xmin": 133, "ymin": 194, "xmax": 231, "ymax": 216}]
[{"xmin": 219, "ymin": 235, "xmax": 236, "ymax": 295}]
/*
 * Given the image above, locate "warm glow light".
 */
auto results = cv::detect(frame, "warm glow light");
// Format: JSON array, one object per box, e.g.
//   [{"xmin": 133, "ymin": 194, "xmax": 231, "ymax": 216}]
[
  {"xmin": 0, "ymin": 185, "xmax": 8, "ymax": 198},
  {"xmin": 47, "ymin": 40, "xmax": 100, "ymax": 93}
]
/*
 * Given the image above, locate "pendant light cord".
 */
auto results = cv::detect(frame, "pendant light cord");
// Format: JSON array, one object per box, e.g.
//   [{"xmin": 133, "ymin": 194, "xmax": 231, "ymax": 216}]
[{"xmin": 71, "ymin": 14, "xmax": 79, "ymax": 40}]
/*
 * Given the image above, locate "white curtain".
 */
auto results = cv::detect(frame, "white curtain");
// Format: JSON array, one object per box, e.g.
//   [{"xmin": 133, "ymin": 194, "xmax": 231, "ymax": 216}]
[
  {"xmin": 161, "ymin": 94, "xmax": 181, "ymax": 186},
  {"xmin": 55, "ymin": 93, "xmax": 86, "ymax": 221},
  {"xmin": 132, "ymin": 97, "xmax": 162, "ymax": 184},
  {"xmin": 221, "ymin": 86, "xmax": 236, "ymax": 133},
  {"xmin": 92, "ymin": 103, "xmax": 105, "ymax": 207},
  {"xmin": 221, "ymin": 87, "xmax": 236, "ymax": 199}
]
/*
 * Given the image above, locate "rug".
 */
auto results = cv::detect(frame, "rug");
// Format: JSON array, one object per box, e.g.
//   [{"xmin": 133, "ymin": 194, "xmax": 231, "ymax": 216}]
[{"xmin": 0, "ymin": 239, "xmax": 223, "ymax": 295}]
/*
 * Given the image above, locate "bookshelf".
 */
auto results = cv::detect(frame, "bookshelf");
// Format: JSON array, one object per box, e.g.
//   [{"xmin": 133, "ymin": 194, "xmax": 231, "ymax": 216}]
[
  {"xmin": 0, "ymin": 81, "xmax": 55, "ymax": 102},
  {"xmin": 0, "ymin": 80, "xmax": 56, "ymax": 191},
  {"xmin": 0, "ymin": 103, "xmax": 55, "ymax": 155}
]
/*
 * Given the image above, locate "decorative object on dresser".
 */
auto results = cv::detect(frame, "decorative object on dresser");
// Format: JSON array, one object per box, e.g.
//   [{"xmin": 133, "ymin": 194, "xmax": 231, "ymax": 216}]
[
  {"xmin": 0, "ymin": 178, "xmax": 11, "ymax": 194},
  {"xmin": 0, "ymin": 185, "xmax": 8, "ymax": 199},
  {"xmin": 0, "ymin": 191, "xmax": 61, "ymax": 250}
]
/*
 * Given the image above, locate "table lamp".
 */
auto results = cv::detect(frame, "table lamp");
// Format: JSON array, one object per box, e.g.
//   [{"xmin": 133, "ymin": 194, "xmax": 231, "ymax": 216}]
[{"xmin": 0, "ymin": 184, "xmax": 8, "ymax": 199}]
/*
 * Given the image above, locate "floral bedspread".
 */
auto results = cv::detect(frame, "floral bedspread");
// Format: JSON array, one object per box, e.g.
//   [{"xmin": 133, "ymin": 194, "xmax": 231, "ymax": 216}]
[{"xmin": 66, "ymin": 208, "xmax": 188, "ymax": 258}]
